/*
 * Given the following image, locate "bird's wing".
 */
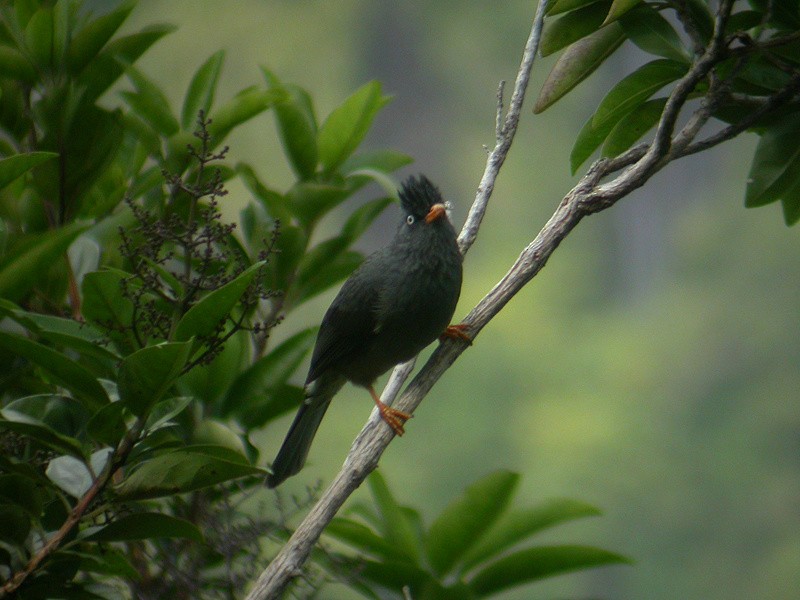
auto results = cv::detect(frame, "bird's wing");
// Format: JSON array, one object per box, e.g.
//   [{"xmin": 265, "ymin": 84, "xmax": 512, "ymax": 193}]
[{"xmin": 306, "ymin": 265, "xmax": 382, "ymax": 383}]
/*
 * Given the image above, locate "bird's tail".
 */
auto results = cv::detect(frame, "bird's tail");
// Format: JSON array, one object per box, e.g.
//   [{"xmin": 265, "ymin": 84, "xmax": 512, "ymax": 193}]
[{"xmin": 266, "ymin": 374, "xmax": 345, "ymax": 488}]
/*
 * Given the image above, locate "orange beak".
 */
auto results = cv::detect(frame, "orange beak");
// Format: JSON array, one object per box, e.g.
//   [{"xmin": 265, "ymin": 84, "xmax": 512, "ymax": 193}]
[{"xmin": 425, "ymin": 203, "xmax": 447, "ymax": 224}]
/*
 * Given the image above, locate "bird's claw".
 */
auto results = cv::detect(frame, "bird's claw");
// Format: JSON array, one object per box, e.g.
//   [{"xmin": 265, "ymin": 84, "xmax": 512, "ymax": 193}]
[
  {"xmin": 440, "ymin": 323, "xmax": 473, "ymax": 345},
  {"xmin": 379, "ymin": 404, "xmax": 412, "ymax": 436}
]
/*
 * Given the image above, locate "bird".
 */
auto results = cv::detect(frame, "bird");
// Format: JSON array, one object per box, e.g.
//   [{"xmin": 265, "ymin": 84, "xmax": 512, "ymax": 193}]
[{"xmin": 266, "ymin": 175, "xmax": 465, "ymax": 487}]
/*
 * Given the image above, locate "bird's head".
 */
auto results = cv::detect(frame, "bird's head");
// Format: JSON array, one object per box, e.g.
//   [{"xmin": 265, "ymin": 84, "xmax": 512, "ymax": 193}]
[{"xmin": 398, "ymin": 175, "xmax": 452, "ymax": 227}]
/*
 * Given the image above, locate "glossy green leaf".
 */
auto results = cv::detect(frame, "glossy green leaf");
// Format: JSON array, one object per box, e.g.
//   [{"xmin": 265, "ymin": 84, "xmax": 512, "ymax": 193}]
[
  {"xmin": 67, "ymin": 1, "xmax": 135, "ymax": 73},
  {"xmin": 114, "ymin": 447, "xmax": 264, "ymax": 500},
  {"xmin": 619, "ymin": 4, "xmax": 690, "ymax": 63},
  {"xmin": 570, "ymin": 111, "xmax": 619, "ymax": 173},
  {"xmin": 368, "ymin": 471, "xmax": 420, "ymax": 564},
  {"xmin": 286, "ymin": 181, "xmax": 349, "ymax": 226},
  {"xmin": 602, "ymin": 97, "xmax": 667, "ymax": 157},
  {"xmin": 461, "ymin": 499, "xmax": 601, "ymax": 571},
  {"xmin": 426, "ymin": 470, "xmax": 519, "ymax": 576},
  {"xmin": 540, "ymin": 1, "xmax": 610, "ymax": 57},
  {"xmin": 592, "ymin": 59, "xmax": 686, "ymax": 129},
  {"xmin": 356, "ymin": 559, "xmax": 432, "ymax": 594},
  {"xmin": 46, "ymin": 450, "xmax": 112, "ymax": 498},
  {"xmin": 0, "ymin": 46, "xmax": 36, "ymax": 82},
  {"xmin": 84, "ymin": 512, "xmax": 203, "ymax": 543},
  {"xmin": 0, "ymin": 331, "xmax": 109, "ymax": 408},
  {"xmin": 218, "ymin": 328, "xmax": 316, "ymax": 427},
  {"xmin": 0, "ymin": 408, "xmax": 85, "ymax": 458},
  {"xmin": 318, "ymin": 81, "xmax": 390, "ymax": 174},
  {"xmin": 174, "ymin": 261, "xmax": 265, "ymax": 342},
  {"xmin": 685, "ymin": 0, "xmax": 714, "ymax": 42},
  {"xmin": 117, "ymin": 342, "xmax": 193, "ymax": 416},
  {"xmin": 534, "ymin": 23, "xmax": 626, "ymax": 113},
  {"xmin": 208, "ymin": 87, "xmax": 278, "ymax": 146},
  {"xmin": 0, "ymin": 222, "xmax": 87, "ymax": 302},
  {"xmin": 746, "ymin": 117, "xmax": 800, "ymax": 218},
  {"xmin": 263, "ymin": 69, "xmax": 319, "ymax": 180},
  {"xmin": 292, "ymin": 250, "xmax": 362, "ymax": 307},
  {"xmin": 603, "ymin": 0, "xmax": 641, "ymax": 23},
  {"xmin": 182, "ymin": 50, "xmax": 225, "ymax": 130},
  {"xmin": 469, "ymin": 545, "xmax": 631, "ymax": 596},
  {"xmin": 0, "ymin": 152, "xmax": 57, "ymax": 190},
  {"xmin": 70, "ymin": 548, "xmax": 139, "ymax": 580},
  {"xmin": 178, "ymin": 329, "xmax": 250, "ymax": 404}
]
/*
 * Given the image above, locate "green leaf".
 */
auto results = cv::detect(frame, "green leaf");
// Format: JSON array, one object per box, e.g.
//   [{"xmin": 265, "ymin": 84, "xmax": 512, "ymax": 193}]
[
  {"xmin": 0, "ymin": 504, "xmax": 30, "ymax": 546},
  {"xmin": 218, "ymin": 328, "xmax": 316, "ymax": 428},
  {"xmin": 0, "ymin": 474, "xmax": 44, "ymax": 518},
  {"xmin": 0, "ymin": 409, "xmax": 85, "ymax": 458},
  {"xmin": 592, "ymin": 60, "xmax": 686, "ymax": 130},
  {"xmin": 208, "ymin": 87, "xmax": 278, "ymax": 147},
  {"xmin": 602, "ymin": 97, "xmax": 667, "ymax": 157},
  {"xmin": 468, "ymin": 545, "xmax": 631, "ymax": 596},
  {"xmin": 0, "ymin": 222, "xmax": 88, "ymax": 302},
  {"xmin": 570, "ymin": 111, "xmax": 619, "ymax": 173},
  {"xmin": 746, "ymin": 117, "xmax": 800, "ymax": 219},
  {"xmin": 326, "ymin": 517, "xmax": 408, "ymax": 562},
  {"xmin": 0, "ymin": 46, "xmax": 36, "ymax": 82},
  {"xmin": 263, "ymin": 69, "xmax": 319, "ymax": 180},
  {"xmin": 174, "ymin": 261, "xmax": 265, "ymax": 342},
  {"xmin": 461, "ymin": 499, "xmax": 602, "ymax": 571},
  {"xmin": 80, "ymin": 24, "xmax": 177, "ymax": 104},
  {"xmin": 318, "ymin": 81, "xmax": 390, "ymax": 174},
  {"xmin": 182, "ymin": 50, "xmax": 225, "ymax": 130},
  {"xmin": 603, "ymin": 0, "xmax": 642, "ymax": 23},
  {"xmin": 286, "ymin": 181, "xmax": 349, "ymax": 227},
  {"xmin": 67, "ymin": 1, "xmax": 135, "ymax": 74},
  {"xmin": 68, "ymin": 548, "xmax": 139, "ymax": 580},
  {"xmin": 0, "ymin": 152, "xmax": 58, "ymax": 190},
  {"xmin": 540, "ymin": 1, "xmax": 611, "ymax": 57},
  {"xmin": 84, "ymin": 512, "xmax": 203, "ymax": 543},
  {"xmin": 426, "ymin": 471, "xmax": 519, "ymax": 576},
  {"xmin": 342, "ymin": 197, "xmax": 394, "ymax": 243},
  {"xmin": 619, "ymin": 4, "xmax": 690, "ymax": 63},
  {"xmin": 81, "ymin": 269, "xmax": 136, "ymax": 352},
  {"xmin": 114, "ymin": 447, "xmax": 264, "ymax": 500},
  {"xmin": 87, "ymin": 402, "xmax": 127, "ymax": 446},
  {"xmin": 534, "ymin": 23, "xmax": 626, "ymax": 113},
  {"xmin": 46, "ymin": 449, "xmax": 112, "ymax": 498},
  {"xmin": 368, "ymin": 471, "xmax": 420, "ymax": 564},
  {"xmin": 122, "ymin": 69, "xmax": 180, "ymax": 137},
  {"xmin": 117, "ymin": 342, "xmax": 193, "ymax": 416},
  {"xmin": 24, "ymin": 6, "xmax": 55, "ymax": 69},
  {"xmin": 356, "ymin": 559, "xmax": 433, "ymax": 595},
  {"xmin": 292, "ymin": 250, "xmax": 363, "ymax": 307},
  {"xmin": 341, "ymin": 149, "xmax": 414, "ymax": 176},
  {"xmin": 547, "ymin": 0, "xmax": 603, "ymax": 15},
  {"xmin": 236, "ymin": 162, "xmax": 292, "ymax": 222},
  {"xmin": 0, "ymin": 331, "xmax": 109, "ymax": 408}
]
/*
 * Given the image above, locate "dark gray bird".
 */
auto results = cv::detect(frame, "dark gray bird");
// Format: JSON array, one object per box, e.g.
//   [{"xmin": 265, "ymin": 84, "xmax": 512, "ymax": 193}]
[{"xmin": 266, "ymin": 175, "xmax": 464, "ymax": 487}]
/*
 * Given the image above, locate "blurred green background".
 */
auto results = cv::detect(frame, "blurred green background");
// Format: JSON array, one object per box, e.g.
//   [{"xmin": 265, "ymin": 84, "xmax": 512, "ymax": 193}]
[{"xmin": 119, "ymin": 1, "xmax": 800, "ymax": 598}]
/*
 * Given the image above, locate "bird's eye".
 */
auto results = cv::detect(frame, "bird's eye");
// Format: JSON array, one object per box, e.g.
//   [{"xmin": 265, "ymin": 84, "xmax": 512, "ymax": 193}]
[{"xmin": 406, "ymin": 215, "xmax": 415, "ymax": 225}]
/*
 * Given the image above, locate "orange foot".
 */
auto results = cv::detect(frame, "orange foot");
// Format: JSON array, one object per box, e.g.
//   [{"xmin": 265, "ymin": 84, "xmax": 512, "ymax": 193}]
[
  {"xmin": 368, "ymin": 385, "xmax": 412, "ymax": 436},
  {"xmin": 440, "ymin": 323, "xmax": 473, "ymax": 345}
]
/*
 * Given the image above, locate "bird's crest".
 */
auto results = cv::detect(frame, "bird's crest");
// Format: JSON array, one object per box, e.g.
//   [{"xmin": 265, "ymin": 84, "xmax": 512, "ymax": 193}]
[{"xmin": 399, "ymin": 175, "xmax": 444, "ymax": 219}]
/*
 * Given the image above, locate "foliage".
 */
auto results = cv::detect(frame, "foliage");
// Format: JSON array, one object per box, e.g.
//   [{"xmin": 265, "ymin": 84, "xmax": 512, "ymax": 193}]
[
  {"xmin": 325, "ymin": 471, "xmax": 629, "ymax": 599},
  {"xmin": 535, "ymin": 0, "xmax": 800, "ymax": 224},
  {"xmin": 0, "ymin": 0, "xmax": 408, "ymax": 597}
]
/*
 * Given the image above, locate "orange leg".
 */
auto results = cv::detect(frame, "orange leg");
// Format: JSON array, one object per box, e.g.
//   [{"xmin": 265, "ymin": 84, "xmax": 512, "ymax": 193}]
[
  {"xmin": 440, "ymin": 323, "xmax": 473, "ymax": 345},
  {"xmin": 368, "ymin": 385, "xmax": 412, "ymax": 436}
]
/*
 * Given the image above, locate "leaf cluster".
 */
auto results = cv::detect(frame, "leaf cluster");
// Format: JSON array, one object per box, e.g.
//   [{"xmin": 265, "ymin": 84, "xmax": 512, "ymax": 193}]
[
  {"xmin": 323, "ymin": 471, "xmax": 629, "ymax": 599},
  {"xmin": 535, "ymin": 0, "xmax": 800, "ymax": 224}
]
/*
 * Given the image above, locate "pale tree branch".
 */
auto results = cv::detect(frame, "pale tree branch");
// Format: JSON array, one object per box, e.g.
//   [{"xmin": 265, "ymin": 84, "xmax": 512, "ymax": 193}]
[{"xmin": 245, "ymin": 0, "xmax": 795, "ymax": 597}]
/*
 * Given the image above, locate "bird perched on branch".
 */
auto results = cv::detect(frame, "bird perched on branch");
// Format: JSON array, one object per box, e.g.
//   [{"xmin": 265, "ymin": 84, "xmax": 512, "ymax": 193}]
[{"xmin": 267, "ymin": 175, "xmax": 465, "ymax": 487}]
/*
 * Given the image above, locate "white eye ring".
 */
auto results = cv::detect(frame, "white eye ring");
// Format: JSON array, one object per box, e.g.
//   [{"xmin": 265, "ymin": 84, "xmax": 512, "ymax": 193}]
[{"xmin": 406, "ymin": 215, "xmax": 415, "ymax": 225}]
